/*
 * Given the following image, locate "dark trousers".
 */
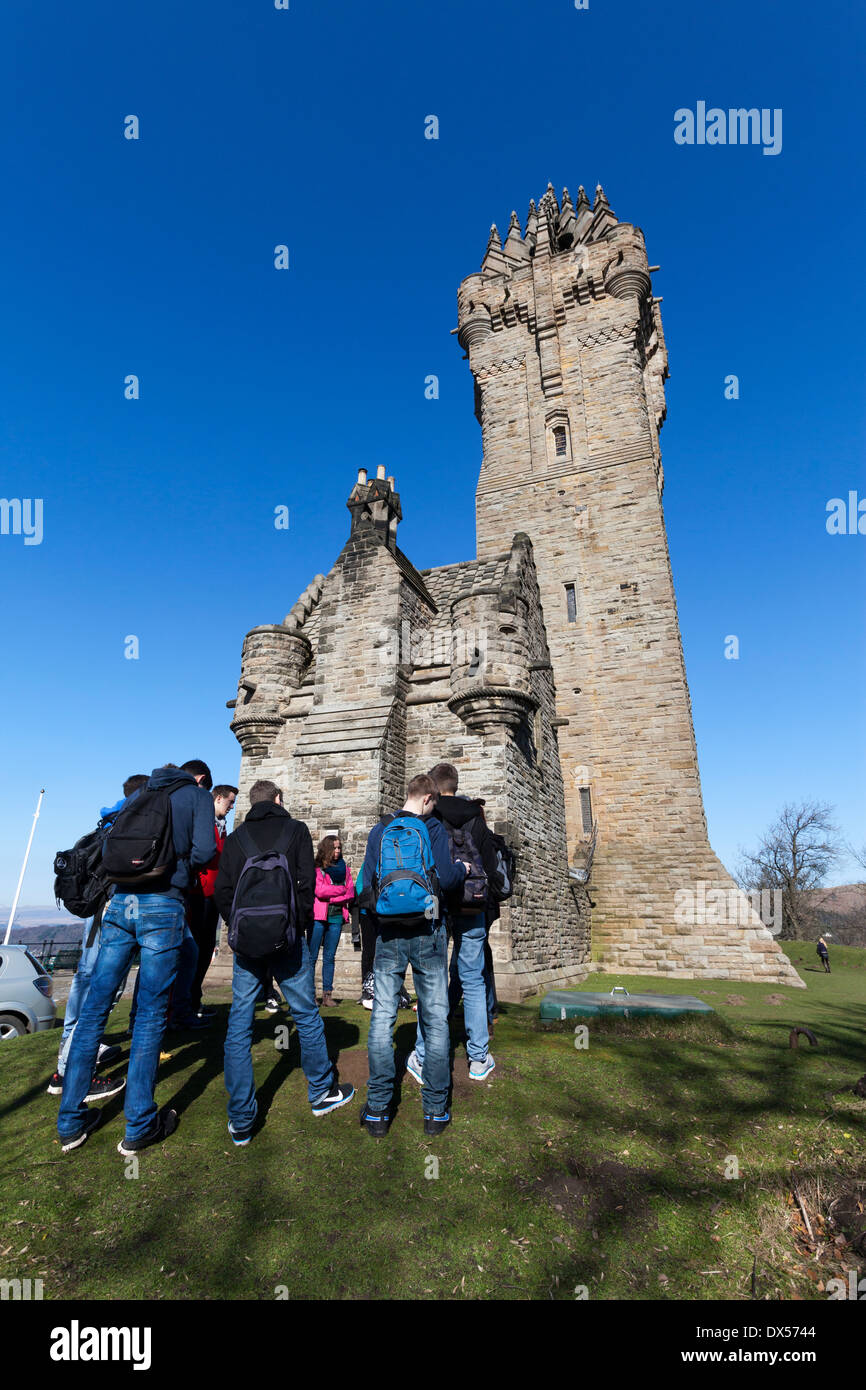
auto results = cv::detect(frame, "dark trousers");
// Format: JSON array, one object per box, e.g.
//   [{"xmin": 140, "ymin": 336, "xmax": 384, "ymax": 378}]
[
  {"xmin": 360, "ymin": 912, "xmax": 377, "ymax": 980},
  {"xmin": 187, "ymin": 893, "xmax": 220, "ymax": 1012}
]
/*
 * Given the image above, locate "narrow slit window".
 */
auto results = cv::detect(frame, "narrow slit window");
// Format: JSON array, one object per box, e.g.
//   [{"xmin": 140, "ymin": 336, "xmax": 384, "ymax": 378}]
[
  {"xmin": 553, "ymin": 425, "xmax": 567, "ymax": 457},
  {"xmin": 565, "ymin": 583, "xmax": 577, "ymax": 623},
  {"xmin": 579, "ymin": 787, "xmax": 593, "ymax": 835}
]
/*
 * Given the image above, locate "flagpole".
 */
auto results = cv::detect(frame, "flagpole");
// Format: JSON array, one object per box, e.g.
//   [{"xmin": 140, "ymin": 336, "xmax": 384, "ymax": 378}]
[{"xmin": 4, "ymin": 789, "xmax": 45, "ymax": 945}]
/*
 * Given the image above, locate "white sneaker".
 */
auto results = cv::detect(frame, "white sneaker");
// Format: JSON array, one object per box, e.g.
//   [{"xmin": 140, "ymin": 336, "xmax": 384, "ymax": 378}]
[
  {"xmin": 405, "ymin": 1050, "xmax": 423, "ymax": 1085},
  {"xmin": 469, "ymin": 1054, "xmax": 495, "ymax": 1081}
]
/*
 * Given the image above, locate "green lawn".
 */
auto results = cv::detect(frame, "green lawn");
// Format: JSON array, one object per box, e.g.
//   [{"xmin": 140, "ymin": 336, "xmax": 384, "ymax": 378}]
[{"xmin": 1, "ymin": 944, "xmax": 863, "ymax": 1300}]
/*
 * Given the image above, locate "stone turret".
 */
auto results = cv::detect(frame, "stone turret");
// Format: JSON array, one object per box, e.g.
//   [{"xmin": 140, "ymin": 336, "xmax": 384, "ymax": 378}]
[{"xmin": 448, "ymin": 534, "xmax": 540, "ymax": 736}]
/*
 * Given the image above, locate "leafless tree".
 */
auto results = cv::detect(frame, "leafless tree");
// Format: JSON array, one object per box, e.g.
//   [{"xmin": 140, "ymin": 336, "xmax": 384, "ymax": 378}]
[{"xmin": 735, "ymin": 802, "xmax": 843, "ymax": 940}]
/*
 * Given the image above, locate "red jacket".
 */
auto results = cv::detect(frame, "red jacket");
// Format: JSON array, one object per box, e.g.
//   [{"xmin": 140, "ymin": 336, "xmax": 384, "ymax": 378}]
[{"xmin": 196, "ymin": 822, "xmax": 226, "ymax": 898}]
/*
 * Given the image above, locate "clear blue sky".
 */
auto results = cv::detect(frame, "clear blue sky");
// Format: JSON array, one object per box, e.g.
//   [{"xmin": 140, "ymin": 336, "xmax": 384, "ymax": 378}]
[{"xmin": 1, "ymin": 0, "xmax": 863, "ymax": 905}]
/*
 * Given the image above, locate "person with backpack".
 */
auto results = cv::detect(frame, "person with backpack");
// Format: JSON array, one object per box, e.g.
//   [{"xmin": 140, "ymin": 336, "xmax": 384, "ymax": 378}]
[
  {"xmin": 186, "ymin": 782, "xmax": 237, "ymax": 1019},
  {"xmin": 47, "ymin": 774, "xmax": 149, "ymax": 1099},
  {"xmin": 406, "ymin": 763, "xmax": 505, "ymax": 1086},
  {"xmin": 310, "ymin": 834, "xmax": 355, "ymax": 1007},
  {"xmin": 56, "ymin": 763, "xmax": 217, "ymax": 1155},
  {"xmin": 817, "ymin": 936, "xmax": 831, "ymax": 973},
  {"xmin": 214, "ymin": 780, "xmax": 355, "ymax": 1144},
  {"xmin": 359, "ymin": 774, "xmax": 470, "ymax": 1139}
]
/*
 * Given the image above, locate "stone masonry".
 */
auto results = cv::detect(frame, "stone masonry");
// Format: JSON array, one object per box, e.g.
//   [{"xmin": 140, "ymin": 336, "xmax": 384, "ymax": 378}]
[
  {"xmin": 225, "ymin": 180, "xmax": 802, "ymax": 996},
  {"xmin": 228, "ymin": 467, "xmax": 590, "ymax": 1001}
]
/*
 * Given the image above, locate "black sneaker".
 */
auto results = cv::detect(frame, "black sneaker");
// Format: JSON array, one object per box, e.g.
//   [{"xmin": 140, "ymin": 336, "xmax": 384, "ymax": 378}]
[
  {"xmin": 46, "ymin": 1071, "xmax": 64, "ymax": 1095},
  {"xmin": 197, "ymin": 1008, "xmax": 216, "ymax": 1021},
  {"xmin": 60, "ymin": 1109, "xmax": 103, "ymax": 1153},
  {"xmin": 167, "ymin": 1014, "xmax": 211, "ymax": 1031},
  {"xmin": 360, "ymin": 1104, "xmax": 391, "ymax": 1137},
  {"xmin": 85, "ymin": 1074, "xmax": 126, "ymax": 1103},
  {"xmin": 264, "ymin": 995, "xmax": 281, "ymax": 1014},
  {"xmin": 96, "ymin": 1043, "xmax": 123, "ymax": 1068},
  {"xmin": 424, "ymin": 1110, "xmax": 451, "ymax": 1136},
  {"xmin": 398, "ymin": 987, "xmax": 413, "ymax": 1010},
  {"xmin": 361, "ymin": 973, "xmax": 374, "ymax": 1010},
  {"xmin": 311, "ymin": 1083, "xmax": 355, "ymax": 1117},
  {"xmin": 116, "ymin": 1107, "xmax": 178, "ymax": 1156}
]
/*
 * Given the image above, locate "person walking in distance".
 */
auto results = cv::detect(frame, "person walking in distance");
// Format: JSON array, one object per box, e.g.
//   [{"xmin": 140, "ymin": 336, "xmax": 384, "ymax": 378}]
[{"xmin": 817, "ymin": 936, "xmax": 831, "ymax": 974}]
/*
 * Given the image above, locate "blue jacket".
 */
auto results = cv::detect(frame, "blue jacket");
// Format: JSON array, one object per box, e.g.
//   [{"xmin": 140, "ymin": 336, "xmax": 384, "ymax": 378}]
[
  {"xmin": 362, "ymin": 811, "xmax": 466, "ymax": 918},
  {"xmin": 120, "ymin": 767, "xmax": 216, "ymax": 900}
]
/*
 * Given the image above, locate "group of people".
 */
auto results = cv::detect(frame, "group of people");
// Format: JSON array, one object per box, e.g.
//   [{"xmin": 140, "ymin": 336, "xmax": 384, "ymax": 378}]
[{"xmin": 54, "ymin": 758, "xmax": 508, "ymax": 1152}]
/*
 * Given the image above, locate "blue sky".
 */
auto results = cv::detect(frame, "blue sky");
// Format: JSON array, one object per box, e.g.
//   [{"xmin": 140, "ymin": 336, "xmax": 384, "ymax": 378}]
[{"xmin": 1, "ymin": 0, "xmax": 864, "ymax": 906}]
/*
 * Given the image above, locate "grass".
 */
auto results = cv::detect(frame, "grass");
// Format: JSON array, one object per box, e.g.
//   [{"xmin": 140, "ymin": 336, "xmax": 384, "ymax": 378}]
[{"xmin": 0, "ymin": 943, "xmax": 863, "ymax": 1301}]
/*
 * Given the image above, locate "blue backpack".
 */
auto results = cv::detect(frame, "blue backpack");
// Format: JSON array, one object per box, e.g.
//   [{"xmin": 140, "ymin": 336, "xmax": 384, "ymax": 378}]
[{"xmin": 372, "ymin": 814, "xmax": 440, "ymax": 929}]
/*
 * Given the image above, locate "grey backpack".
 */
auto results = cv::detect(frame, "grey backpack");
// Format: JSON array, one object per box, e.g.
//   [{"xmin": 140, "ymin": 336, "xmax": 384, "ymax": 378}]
[{"xmin": 227, "ymin": 824, "xmax": 298, "ymax": 959}]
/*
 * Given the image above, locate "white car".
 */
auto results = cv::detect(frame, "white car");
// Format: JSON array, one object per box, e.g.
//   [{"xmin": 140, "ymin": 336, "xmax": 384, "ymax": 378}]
[{"xmin": 0, "ymin": 944, "xmax": 57, "ymax": 1039}]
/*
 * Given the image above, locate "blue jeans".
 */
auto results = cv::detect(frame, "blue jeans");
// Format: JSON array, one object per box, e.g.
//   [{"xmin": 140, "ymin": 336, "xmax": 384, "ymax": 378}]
[
  {"xmin": 58, "ymin": 894, "xmax": 186, "ymax": 1142},
  {"xmin": 167, "ymin": 924, "xmax": 199, "ymax": 1025},
  {"xmin": 418, "ymin": 912, "xmax": 489, "ymax": 1065},
  {"xmin": 367, "ymin": 923, "xmax": 449, "ymax": 1114},
  {"xmin": 224, "ymin": 935, "xmax": 334, "ymax": 1131},
  {"xmin": 308, "ymin": 916, "xmax": 342, "ymax": 994},
  {"xmin": 447, "ymin": 921, "xmax": 497, "ymax": 1023},
  {"xmin": 58, "ymin": 917, "xmax": 134, "ymax": 1073}
]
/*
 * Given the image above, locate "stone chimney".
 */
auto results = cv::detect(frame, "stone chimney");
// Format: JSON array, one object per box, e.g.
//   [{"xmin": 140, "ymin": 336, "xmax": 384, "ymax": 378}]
[{"xmin": 346, "ymin": 468, "xmax": 402, "ymax": 553}]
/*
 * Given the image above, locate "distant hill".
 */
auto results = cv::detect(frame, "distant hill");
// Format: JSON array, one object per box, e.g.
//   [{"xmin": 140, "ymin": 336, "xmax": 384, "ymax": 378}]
[
  {"xmin": 805, "ymin": 883, "xmax": 866, "ymax": 948},
  {"xmin": 1, "ymin": 906, "xmax": 83, "ymax": 948}
]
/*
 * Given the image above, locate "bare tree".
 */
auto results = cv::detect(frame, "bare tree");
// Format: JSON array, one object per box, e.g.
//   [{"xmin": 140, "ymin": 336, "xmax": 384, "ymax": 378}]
[{"xmin": 735, "ymin": 801, "xmax": 843, "ymax": 940}]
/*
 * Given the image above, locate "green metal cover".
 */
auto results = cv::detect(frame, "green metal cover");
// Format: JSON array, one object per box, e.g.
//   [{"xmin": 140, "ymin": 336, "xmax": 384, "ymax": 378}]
[{"xmin": 539, "ymin": 987, "xmax": 716, "ymax": 1020}]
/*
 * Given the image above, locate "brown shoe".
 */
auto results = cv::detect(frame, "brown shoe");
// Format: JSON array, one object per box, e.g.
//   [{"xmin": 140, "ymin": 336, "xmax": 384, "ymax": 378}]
[{"xmin": 321, "ymin": 992, "xmax": 338, "ymax": 1007}]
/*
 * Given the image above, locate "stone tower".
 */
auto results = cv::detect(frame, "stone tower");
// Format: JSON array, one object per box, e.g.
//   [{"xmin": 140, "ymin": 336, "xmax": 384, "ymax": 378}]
[{"xmin": 457, "ymin": 183, "xmax": 802, "ymax": 986}]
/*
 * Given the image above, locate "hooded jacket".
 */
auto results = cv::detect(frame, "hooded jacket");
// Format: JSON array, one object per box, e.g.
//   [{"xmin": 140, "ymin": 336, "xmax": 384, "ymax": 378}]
[
  {"xmin": 214, "ymin": 801, "xmax": 315, "ymax": 929},
  {"xmin": 129, "ymin": 767, "xmax": 218, "ymax": 900},
  {"xmin": 433, "ymin": 795, "xmax": 502, "ymax": 915}
]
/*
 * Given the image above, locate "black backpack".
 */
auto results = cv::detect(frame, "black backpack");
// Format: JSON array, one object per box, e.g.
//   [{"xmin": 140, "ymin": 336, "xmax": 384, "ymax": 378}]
[
  {"xmin": 101, "ymin": 782, "xmax": 183, "ymax": 888},
  {"xmin": 488, "ymin": 830, "xmax": 516, "ymax": 903},
  {"xmin": 445, "ymin": 820, "xmax": 489, "ymax": 915},
  {"xmin": 227, "ymin": 823, "xmax": 299, "ymax": 959},
  {"xmin": 53, "ymin": 821, "xmax": 111, "ymax": 918}
]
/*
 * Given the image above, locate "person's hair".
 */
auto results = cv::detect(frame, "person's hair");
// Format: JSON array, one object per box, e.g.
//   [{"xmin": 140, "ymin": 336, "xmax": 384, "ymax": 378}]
[
  {"xmin": 181, "ymin": 759, "xmax": 213, "ymax": 791},
  {"xmin": 428, "ymin": 762, "xmax": 459, "ymax": 795},
  {"xmin": 406, "ymin": 773, "xmax": 438, "ymax": 801},
  {"xmin": 249, "ymin": 779, "xmax": 281, "ymax": 805},
  {"xmin": 315, "ymin": 835, "xmax": 339, "ymax": 868},
  {"xmin": 213, "ymin": 784, "xmax": 238, "ymax": 801},
  {"xmin": 123, "ymin": 774, "xmax": 148, "ymax": 797}
]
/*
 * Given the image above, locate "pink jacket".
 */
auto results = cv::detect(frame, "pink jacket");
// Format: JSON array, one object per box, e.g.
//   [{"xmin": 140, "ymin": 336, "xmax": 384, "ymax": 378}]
[{"xmin": 314, "ymin": 865, "xmax": 355, "ymax": 923}]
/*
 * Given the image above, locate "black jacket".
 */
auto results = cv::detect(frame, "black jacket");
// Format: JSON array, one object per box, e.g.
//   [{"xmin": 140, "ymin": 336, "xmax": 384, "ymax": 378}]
[
  {"xmin": 214, "ymin": 802, "xmax": 315, "ymax": 928},
  {"xmin": 433, "ymin": 795, "xmax": 500, "ymax": 916}
]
